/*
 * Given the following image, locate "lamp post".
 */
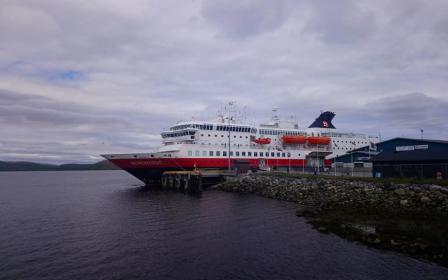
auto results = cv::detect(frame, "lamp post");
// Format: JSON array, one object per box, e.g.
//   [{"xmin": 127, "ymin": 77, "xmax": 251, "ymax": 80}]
[
  {"xmin": 302, "ymin": 154, "xmax": 305, "ymax": 174},
  {"xmin": 351, "ymin": 150, "xmax": 354, "ymax": 177},
  {"xmin": 227, "ymin": 102, "xmax": 235, "ymax": 172},
  {"xmin": 228, "ymin": 126, "xmax": 231, "ymax": 172},
  {"xmin": 350, "ymin": 141, "xmax": 356, "ymax": 177},
  {"xmin": 317, "ymin": 146, "xmax": 320, "ymax": 174},
  {"xmin": 288, "ymin": 156, "xmax": 291, "ymax": 173}
]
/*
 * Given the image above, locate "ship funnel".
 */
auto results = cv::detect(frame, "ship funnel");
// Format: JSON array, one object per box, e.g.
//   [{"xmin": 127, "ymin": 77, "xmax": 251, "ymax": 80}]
[{"xmin": 308, "ymin": 111, "xmax": 336, "ymax": 129}]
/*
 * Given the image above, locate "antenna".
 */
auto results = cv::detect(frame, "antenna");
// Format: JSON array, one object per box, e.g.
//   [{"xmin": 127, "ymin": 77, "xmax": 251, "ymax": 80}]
[
  {"xmin": 243, "ymin": 106, "xmax": 247, "ymax": 124},
  {"xmin": 272, "ymin": 107, "xmax": 279, "ymax": 122}
]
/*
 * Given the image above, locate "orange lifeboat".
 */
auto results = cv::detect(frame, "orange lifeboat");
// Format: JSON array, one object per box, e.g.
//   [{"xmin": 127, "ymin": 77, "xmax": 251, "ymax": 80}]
[
  {"xmin": 281, "ymin": 135, "xmax": 306, "ymax": 144},
  {"xmin": 253, "ymin": 138, "xmax": 271, "ymax": 145},
  {"xmin": 307, "ymin": 136, "xmax": 331, "ymax": 145}
]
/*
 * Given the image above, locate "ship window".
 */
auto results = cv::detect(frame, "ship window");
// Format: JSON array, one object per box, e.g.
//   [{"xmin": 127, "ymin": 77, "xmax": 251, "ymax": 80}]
[
  {"xmin": 215, "ymin": 151, "xmax": 220, "ymax": 156},
  {"xmin": 221, "ymin": 135, "xmax": 224, "ymax": 137},
  {"xmin": 271, "ymin": 152, "xmax": 275, "ymax": 157},
  {"xmin": 242, "ymin": 152, "xmax": 246, "ymax": 156},
  {"xmin": 223, "ymin": 151, "xmax": 227, "ymax": 156},
  {"xmin": 234, "ymin": 136, "xmax": 236, "ymax": 138},
  {"xmin": 254, "ymin": 152, "xmax": 257, "ymax": 157},
  {"xmin": 240, "ymin": 136, "xmax": 242, "ymax": 138},
  {"xmin": 248, "ymin": 152, "xmax": 252, "ymax": 156},
  {"xmin": 282, "ymin": 153, "xmax": 285, "ymax": 157},
  {"xmin": 265, "ymin": 152, "xmax": 269, "ymax": 157},
  {"xmin": 236, "ymin": 151, "xmax": 240, "ymax": 156},
  {"xmin": 201, "ymin": 134, "xmax": 204, "ymax": 136},
  {"xmin": 208, "ymin": 134, "xmax": 211, "ymax": 137},
  {"xmin": 287, "ymin": 153, "xmax": 291, "ymax": 157},
  {"xmin": 230, "ymin": 151, "xmax": 233, "ymax": 156},
  {"xmin": 277, "ymin": 152, "xmax": 280, "ymax": 157},
  {"xmin": 202, "ymin": 151, "xmax": 207, "ymax": 157},
  {"xmin": 209, "ymin": 151, "xmax": 214, "ymax": 156},
  {"xmin": 188, "ymin": 150, "xmax": 192, "ymax": 156},
  {"xmin": 215, "ymin": 135, "xmax": 217, "ymax": 137},
  {"xmin": 195, "ymin": 150, "xmax": 200, "ymax": 156}
]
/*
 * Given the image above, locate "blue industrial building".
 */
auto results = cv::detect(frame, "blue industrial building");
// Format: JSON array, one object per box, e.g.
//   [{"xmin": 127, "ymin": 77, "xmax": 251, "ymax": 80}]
[{"xmin": 332, "ymin": 137, "xmax": 448, "ymax": 178}]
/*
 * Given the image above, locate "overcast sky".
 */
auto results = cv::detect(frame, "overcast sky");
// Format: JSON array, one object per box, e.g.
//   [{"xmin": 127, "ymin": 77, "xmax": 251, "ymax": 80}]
[{"xmin": 1, "ymin": 0, "xmax": 448, "ymax": 163}]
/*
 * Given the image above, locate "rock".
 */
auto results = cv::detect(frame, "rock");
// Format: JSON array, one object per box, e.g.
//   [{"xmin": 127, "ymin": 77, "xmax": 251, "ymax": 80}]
[
  {"xmin": 296, "ymin": 206, "xmax": 320, "ymax": 217},
  {"xmin": 317, "ymin": 226, "xmax": 328, "ymax": 232},
  {"xmin": 400, "ymin": 199, "xmax": 409, "ymax": 207},
  {"xmin": 429, "ymin": 185, "xmax": 448, "ymax": 193},
  {"xmin": 420, "ymin": 196, "xmax": 431, "ymax": 203},
  {"xmin": 394, "ymin": 189, "xmax": 406, "ymax": 196}
]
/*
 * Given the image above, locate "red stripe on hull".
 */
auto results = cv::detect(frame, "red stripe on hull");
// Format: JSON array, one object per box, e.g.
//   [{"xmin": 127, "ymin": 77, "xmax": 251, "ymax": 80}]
[{"xmin": 110, "ymin": 157, "xmax": 310, "ymax": 169}]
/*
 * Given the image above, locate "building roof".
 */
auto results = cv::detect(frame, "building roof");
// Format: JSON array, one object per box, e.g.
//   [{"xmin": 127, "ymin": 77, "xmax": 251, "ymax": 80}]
[{"xmin": 378, "ymin": 137, "xmax": 448, "ymax": 145}]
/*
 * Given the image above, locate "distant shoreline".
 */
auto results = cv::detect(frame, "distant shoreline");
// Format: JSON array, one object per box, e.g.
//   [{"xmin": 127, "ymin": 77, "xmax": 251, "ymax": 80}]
[{"xmin": 0, "ymin": 160, "xmax": 118, "ymax": 172}]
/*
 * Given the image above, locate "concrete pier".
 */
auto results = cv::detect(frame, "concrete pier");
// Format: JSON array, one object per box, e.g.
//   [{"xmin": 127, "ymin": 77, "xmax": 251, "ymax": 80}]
[{"xmin": 161, "ymin": 170, "xmax": 236, "ymax": 193}]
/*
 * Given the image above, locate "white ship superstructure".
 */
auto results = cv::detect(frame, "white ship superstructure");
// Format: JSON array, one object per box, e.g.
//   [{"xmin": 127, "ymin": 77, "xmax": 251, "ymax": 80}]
[{"xmin": 103, "ymin": 110, "xmax": 378, "ymax": 184}]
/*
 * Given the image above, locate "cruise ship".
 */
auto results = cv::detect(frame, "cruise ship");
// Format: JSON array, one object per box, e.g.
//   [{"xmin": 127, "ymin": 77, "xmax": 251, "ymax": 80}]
[{"xmin": 102, "ymin": 110, "xmax": 379, "ymax": 184}]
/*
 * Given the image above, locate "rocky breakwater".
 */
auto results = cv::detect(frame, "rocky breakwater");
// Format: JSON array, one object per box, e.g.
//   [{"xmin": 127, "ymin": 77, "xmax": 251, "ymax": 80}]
[{"xmin": 216, "ymin": 173, "xmax": 448, "ymax": 266}]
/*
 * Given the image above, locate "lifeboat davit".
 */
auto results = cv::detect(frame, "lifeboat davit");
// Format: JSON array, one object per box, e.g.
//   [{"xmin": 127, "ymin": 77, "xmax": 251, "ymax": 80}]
[
  {"xmin": 307, "ymin": 136, "xmax": 331, "ymax": 145},
  {"xmin": 253, "ymin": 138, "xmax": 271, "ymax": 145},
  {"xmin": 281, "ymin": 135, "xmax": 307, "ymax": 144}
]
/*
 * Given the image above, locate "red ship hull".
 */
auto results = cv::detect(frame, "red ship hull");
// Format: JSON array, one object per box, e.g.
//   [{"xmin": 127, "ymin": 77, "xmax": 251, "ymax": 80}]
[{"xmin": 108, "ymin": 157, "xmax": 332, "ymax": 184}]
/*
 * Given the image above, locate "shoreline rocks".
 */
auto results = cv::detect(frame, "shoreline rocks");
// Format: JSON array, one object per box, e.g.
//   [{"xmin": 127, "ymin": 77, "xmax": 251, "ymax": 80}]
[
  {"xmin": 215, "ymin": 173, "xmax": 448, "ymax": 266},
  {"xmin": 217, "ymin": 174, "xmax": 448, "ymax": 219}
]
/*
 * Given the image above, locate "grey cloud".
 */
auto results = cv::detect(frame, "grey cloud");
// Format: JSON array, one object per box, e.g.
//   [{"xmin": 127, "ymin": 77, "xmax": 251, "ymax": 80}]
[
  {"xmin": 201, "ymin": 0, "xmax": 298, "ymax": 39},
  {"xmin": 0, "ymin": 89, "xmax": 130, "ymax": 127},
  {"xmin": 305, "ymin": 0, "xmax": 376, "ymax": 45},
  {"xmin": 0, "ymin": 88, "xmax": 171, "ymax": 163},
  {"xmin": 366, "ymin": 92, "xmax": 448, "ymax": 131}
]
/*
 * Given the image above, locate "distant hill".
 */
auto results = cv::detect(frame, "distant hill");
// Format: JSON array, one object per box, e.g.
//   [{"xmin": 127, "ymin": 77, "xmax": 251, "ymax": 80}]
[{"xmin": 0, "ymin": 160, "xmax": 119, "ymax": 171}]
